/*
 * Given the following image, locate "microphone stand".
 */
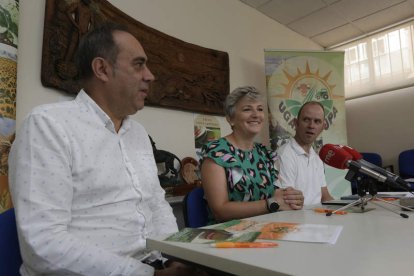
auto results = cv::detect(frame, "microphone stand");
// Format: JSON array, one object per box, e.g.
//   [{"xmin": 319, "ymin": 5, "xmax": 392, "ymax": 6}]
[{"xmin": 327, "ymin": 163, "xmax": 414, "ymax": 218}]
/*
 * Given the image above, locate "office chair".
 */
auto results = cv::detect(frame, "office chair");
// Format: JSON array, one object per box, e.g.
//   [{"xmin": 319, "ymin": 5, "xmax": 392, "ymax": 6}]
[
  {"xmin": 351, "ymin": 152, "xmax": 384, "ymax": 194},
  {"xmin": 399, "ymin": 149, "xmax": 414, "ymax": 189},
  {"xmin": 182, "ymin": 187, "xmax": 208, "ymax": 228},
  {"xmin": 0, "ymin": 208, "xmax": 22, "ymax": 276},
  {"xmin": 361, "ymin": 152, "xmax": 383, "ymax": 167}
]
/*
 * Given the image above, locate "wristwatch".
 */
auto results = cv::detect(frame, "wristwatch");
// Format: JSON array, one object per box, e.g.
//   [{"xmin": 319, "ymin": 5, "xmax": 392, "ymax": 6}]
[{"xmin": 266, "ymin": 198, "xmax": 280, "ymax": 213}]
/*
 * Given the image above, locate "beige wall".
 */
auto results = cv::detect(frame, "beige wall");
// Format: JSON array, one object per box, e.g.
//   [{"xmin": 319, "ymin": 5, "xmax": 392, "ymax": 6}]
[
  {"xmin": 16, "ymin": 0, "xmax": 321, "ymax": 159},
  {"xmin": 346, "ymin": 87, "xmax": 414, "ymax": 173}
]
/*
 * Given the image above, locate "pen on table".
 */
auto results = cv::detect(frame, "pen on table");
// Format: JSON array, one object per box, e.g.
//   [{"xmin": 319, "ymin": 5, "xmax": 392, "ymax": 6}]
[
  {"xmin": 211, "ymin": 242, "xmax": 278, "ymax": 248},
  {"xmin": 314, "ymin": 208, "xmax": 347, "ymax": 215}
]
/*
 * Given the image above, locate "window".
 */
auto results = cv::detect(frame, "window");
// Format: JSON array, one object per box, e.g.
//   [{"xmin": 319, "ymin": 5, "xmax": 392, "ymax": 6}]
[{"xmin": 335, "ymin": 21, "xmax": 414, "ymax": 99}]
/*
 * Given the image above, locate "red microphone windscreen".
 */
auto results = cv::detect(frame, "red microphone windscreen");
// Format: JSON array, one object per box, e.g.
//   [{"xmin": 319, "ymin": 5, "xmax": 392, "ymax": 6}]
[
  {"xmin": 341, "ymin": 145, "xmax": 363, "ymax": 160},
  {"xmin": 319, "ymin": 144, "xmax": 353, "ymax": 169}
]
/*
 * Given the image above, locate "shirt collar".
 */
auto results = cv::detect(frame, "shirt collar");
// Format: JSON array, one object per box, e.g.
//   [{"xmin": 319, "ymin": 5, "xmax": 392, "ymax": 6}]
[
  {"xmin": 290, "ymin": 137, "xmax": 317, "ymax": 158},
  {"xmin": 75, "ymin": 89, "xmax": 131, "ymax": 133}
]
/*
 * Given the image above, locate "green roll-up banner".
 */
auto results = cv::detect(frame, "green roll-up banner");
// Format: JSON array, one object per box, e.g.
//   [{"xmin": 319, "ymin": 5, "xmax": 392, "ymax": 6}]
[{"xmin": 265, "ymin": 50, "xmax": 350, "ymax": 198}]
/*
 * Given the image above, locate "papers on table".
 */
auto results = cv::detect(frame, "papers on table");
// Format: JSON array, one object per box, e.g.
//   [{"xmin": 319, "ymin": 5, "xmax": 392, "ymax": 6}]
[
  {"xmin": 164, "ymin": 228, "xmax": 259, "ymax": 244},
  {"xmin": 213, "ymin": 220, "xmax": 343, "ymax": 245},
  {"xmin": 165, "ymin": 219, "xmax": 343, "ymax": 245}
]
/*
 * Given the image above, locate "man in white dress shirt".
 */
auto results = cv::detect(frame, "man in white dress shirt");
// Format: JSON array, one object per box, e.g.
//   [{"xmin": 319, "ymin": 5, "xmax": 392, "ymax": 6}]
[
  {"xmin": 9, "ymin": 23, "xmax": 200, "ymax": 276},
  {"xmin": 275, "ymin": 101, "xmax": 334, "ymax": 206}
]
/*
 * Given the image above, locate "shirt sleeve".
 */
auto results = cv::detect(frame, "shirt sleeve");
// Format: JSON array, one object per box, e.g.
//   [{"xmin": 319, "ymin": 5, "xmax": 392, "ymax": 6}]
[
  {"xmin": 199, "ymin": 139, "xmax": 242, "ymax": 169},
  {"xmin": 9, "ymin": 113, "xmax": 155, "ymax": 276},
  {"xmin": 147, "ymin": 170, "xmax": 179, "ymax": 237},
  {"xmin": 275, "ymin": 147, "xmax": 298, "ymax": 189}
]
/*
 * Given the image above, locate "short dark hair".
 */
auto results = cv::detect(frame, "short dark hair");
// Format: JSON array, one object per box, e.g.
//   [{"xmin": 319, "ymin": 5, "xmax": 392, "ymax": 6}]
[
  {"xmin": 75, "ymin": 22, "xmax": 130, "ymax": 80},
  {"xmin": 297, "ymin": 101, "xmax": 325, "ymax": 119}
]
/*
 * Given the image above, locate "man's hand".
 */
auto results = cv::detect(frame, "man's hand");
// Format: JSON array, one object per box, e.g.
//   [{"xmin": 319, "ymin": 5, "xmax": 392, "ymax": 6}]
[{"xmin": 282, "ymin": 187, "xmax": 304, "ymax": 210}]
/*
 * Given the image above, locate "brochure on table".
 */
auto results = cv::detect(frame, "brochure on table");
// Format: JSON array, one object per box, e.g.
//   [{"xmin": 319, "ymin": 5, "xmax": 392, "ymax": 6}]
[{"xmin": 165, "ymin": 219, "xmax": 343, "ymax": 245}]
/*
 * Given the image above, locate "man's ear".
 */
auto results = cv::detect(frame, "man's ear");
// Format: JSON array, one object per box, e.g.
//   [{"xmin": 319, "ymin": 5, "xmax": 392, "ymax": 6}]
[
  {"xmin": 91, "ymin": 57, "xmax": 111, "ymax": 82},
  {"xmin": 323, "ymin": 119, "xmax": 328, "ymax": 130}
]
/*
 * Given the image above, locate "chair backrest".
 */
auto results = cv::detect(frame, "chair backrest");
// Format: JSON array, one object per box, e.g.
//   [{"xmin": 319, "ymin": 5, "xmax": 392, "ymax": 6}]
[
  {"xmin": 351, "ymin": 152, "xmax": 383, "ymax": 194},
  {"xmin": 361, "ymin": 152, "xmax": 383, "ymax": 167},
  {"xmin": 399, "ymin": 149, "xmax": 414, "ymax": 179},
  {"xmin": 183, "ymin": 187, "xmax": 208, "ymax": 228},
  {"xmin": 0, "ymin": 208, "xmax": 22, "ymax": 276}
]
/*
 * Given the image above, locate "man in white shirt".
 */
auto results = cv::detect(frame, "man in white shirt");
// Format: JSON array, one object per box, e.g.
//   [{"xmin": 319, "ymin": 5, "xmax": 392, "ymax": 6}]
[
  {"xmin": 9, "ymin": 23, "xmax": 199, "ymax": 276},
  {"xmin": 275, "ymin": 101, "xmax": 334, "ymax": 206}
]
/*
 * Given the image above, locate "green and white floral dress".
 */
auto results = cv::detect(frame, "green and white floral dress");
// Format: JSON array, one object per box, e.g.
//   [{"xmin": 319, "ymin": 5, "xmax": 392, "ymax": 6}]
[{"xmin": 199, "ymin": 137, "xmax": 279, "ymax": 224}]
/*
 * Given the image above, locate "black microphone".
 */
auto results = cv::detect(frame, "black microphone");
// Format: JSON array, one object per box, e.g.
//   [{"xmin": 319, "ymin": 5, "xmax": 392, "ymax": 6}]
[
  {"xmin": 341, "ymin": 145, "xmax": 411, "ymax": 191},
  {"xmin": 319, "ymin": 144, "xmax": 412, "ymax": 191},
  {"xmin": 320, "ymin": 144, "xmax": 414, "ymax": 218},
  {"xmin": 319, "ymin": 144, "xmax": 388, "ymax": 182}
]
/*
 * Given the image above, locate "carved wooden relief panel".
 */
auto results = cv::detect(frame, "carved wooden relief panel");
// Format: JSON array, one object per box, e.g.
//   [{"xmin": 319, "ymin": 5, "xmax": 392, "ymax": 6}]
[{"xmin": 41, "ymin": 0, "xmax": 229, "ymax": 115}]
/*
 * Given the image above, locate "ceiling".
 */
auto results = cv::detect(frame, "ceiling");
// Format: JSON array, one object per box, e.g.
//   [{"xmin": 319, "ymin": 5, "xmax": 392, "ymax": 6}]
[{"xmin": 239, "ymin": 0, "xmax": 414, "ymax": 48}]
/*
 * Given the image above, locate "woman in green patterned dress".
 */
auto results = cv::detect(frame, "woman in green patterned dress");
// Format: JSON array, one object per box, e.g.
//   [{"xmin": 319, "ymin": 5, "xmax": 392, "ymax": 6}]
[{"xmin": 200, "ymin": 86, "xmax": 304, "ymax": 224}]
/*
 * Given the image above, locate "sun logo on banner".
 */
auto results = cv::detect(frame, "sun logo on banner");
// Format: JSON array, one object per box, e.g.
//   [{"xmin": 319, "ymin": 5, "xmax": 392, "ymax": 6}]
[{"xmin": 277, "ymin": 62, "xmax": 342, "ymax": 131}]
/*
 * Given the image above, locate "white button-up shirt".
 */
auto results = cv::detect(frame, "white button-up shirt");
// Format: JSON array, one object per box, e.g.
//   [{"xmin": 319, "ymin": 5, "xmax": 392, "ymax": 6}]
[
  {"xmin": 275, "ymin": 138, "xmax": 327, "ymax": 206},
  {"xmin": 9, "ymin": 90, "xmax": 178, "ymax": 276}
]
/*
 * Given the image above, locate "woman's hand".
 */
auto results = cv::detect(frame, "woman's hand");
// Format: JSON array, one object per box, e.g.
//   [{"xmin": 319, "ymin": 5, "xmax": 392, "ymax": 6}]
[{"xmin": 276, "ymin": 187, "xmax": 304, "ymax": 210}]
